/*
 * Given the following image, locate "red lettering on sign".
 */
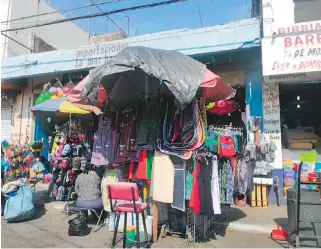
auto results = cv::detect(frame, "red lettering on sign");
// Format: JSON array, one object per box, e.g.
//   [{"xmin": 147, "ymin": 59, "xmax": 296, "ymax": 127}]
[
  {"xmin": 284, "ymin": 37, "xmax": 292, "ymax": 47},
  {"xmin": 295, "ymin": 36, "xmax": 304, "ymax": 46},
  {"xmin": 306, "ymin": 35, "xmax": 314, "ymax": 45},
  {"xmin": 277, "ymin": 22, "xmax": 321, "ymax": 34}
]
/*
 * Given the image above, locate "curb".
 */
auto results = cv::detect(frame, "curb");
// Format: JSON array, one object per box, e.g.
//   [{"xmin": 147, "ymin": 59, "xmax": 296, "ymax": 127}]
[{"xmin": 225, "ymin": 221, "xmax": 276, "ymax": 234}]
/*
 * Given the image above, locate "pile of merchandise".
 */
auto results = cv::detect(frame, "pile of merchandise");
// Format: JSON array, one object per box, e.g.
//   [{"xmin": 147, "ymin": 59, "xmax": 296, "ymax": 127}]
[{"xmin": 50, "ymin": 116, "xmax": 95, "ymax": 201}]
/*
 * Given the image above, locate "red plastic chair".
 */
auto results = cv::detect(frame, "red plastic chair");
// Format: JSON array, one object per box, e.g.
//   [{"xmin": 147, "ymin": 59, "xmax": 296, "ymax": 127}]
[{"xmin": 108, "ymin": 182, "xmax": 150, "ymax": 248}]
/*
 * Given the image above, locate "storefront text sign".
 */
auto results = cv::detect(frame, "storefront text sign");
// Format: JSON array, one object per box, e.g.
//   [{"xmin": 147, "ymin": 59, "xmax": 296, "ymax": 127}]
[
  {"xmin": 263, "ymin": 83, "xmax": 282, "ymax": 169},
  {"xmin": 262, "ymin": 20, "xmax": 321, "ymax": 83},
  {"xmin": 300, "ymin": 152, "xmax": 317, "ymax": 164}
]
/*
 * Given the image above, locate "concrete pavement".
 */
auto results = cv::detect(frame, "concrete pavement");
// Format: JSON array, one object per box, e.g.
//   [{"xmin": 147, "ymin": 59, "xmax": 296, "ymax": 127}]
[{"xmin": 2, "ymin": 184, "xmax": 290, "ymax": 248}]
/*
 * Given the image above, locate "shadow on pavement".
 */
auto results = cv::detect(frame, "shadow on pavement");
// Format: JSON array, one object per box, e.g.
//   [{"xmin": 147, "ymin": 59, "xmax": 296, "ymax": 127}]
[{"xmin": 194, "ymin": 206, "xmax": 247, "ymax": 244}]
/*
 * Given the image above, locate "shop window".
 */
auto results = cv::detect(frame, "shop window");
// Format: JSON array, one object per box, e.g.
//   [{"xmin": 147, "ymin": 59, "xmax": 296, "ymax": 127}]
[{"xmin": 294, "ymin": 0, "xmax": 321, "ymax": 23}]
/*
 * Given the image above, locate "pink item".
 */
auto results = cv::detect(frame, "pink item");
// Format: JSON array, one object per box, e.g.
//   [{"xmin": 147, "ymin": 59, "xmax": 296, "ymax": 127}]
[
  {"xmin": 203, "ymin": 77, "xmax": 236, "ymax": 101},
  {"xmin": 67, "ymin": 75, "xmax": 89, "ymax": 103},
  {"xmin": 108, "ymin": 182, "xmax": 139, "ymax": 201},
  {"xmin": 200, "ymin": 69, "xmax": 219, "ymax": 88},
  {"xmin": 206, "ymin": 100, "xmax": 240, "ymax": 115},
  {"xmin": 115, "ymin": 203, "xmax": 148, "ymax": 213}
]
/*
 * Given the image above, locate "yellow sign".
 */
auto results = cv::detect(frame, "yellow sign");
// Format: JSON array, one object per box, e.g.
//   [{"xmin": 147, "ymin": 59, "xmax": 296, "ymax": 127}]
[{"xmin": 300, "ymin": 152, "xmax": 317, "ymax": 163}]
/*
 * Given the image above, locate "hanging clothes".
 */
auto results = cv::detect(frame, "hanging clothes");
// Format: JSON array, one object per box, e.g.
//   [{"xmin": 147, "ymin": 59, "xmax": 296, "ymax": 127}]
[
  {"xmin": 199, "ymin": 160, "xmax": 214, "ymax": 215},
  {"xmin": 170, "ymin": 155, "xmax": 186, "ymax": 211},
  {"xmin": 91, "ymin": 114, "xmax": 113, "ymax": 166},
  {"xmin": 150, "ymin": 151, "xmax": 174, "ymax": 203},
  {"xmin": 211, "ymin": 156, "xmax": 221, "ymax": 214},
  {"xmin": 234, "ymin": 158, "xmax": 248, "ymax": 195},
  {"xmin": 225, "ymin": 160, "xmax": 234, "ymax": 205},
  {"xmin": 189, "ymin": 160, "xmax": 201, "ymax": 214},
  {"xmin": 101, "ymin": 168, "xmax": 118, "ymax": 212},
  {"xmin": 134, "ymin": 150, "xmax": 153, "ymax": 180},
  {"xmin": 136, "ymin": 99, "xmax": 160, "ymax": 146}
]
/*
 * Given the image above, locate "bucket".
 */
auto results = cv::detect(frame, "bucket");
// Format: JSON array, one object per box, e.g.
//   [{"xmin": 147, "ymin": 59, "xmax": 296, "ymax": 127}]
[
  {"xmin": 133, "ymin": 215, "xmax": 153, "ymax": 241},
  {"xmin": 123, "ymin": 226, "xmax": 136, "ymax": 245}
]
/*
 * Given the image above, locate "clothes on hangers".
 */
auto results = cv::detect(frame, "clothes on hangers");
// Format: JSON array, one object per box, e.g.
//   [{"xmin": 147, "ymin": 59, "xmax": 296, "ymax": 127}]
[
  {"xmin": 211, "ymin": 156, "xmax": 221, "ymax": 214},
  {"xmin": 150, "ymin": 151, "xmax": 174, "ymax": 203},
  {"xmin": 199, "ymin": 160, "xmax": 214, "ymax": 215},
  {"xmin": 170, "ymin": 156, "xmax": 186, "ymax": 211}
]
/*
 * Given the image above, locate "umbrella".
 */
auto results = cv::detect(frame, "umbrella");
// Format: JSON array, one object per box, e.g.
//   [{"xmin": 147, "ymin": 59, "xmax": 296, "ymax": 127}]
[
  {"xmin": 30, "ymin": 99, "xmax": 90, "ymax": 117},
  {"xmin": 81, "ymin": 46, "xmax": 235, "ymax": 108}
]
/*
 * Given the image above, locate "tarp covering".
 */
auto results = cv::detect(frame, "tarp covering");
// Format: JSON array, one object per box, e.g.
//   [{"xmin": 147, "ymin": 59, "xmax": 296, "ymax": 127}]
[{"xmin": 81, "ymin": 46, "xmax": 208, "ymax": 108}]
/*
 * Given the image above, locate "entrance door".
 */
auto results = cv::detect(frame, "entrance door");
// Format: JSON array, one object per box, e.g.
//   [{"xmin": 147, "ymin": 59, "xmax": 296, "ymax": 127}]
[{"xmin": 1, "ymin": 107, "xmax": 12, "ymax": 142}]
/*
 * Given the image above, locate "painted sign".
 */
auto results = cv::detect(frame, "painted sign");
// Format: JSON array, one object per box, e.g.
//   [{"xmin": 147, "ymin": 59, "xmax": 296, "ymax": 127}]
[
  {"xmin": 1, "ymin": 18, "xmax": 260, "ymax": 80},
  {"xmin": 262, "ymin": 83, "xmax": 282, "ymax": 169},
  {"xmin": 300, "ymin": 151, "xmax": 317, "ymax": 164},
  {"xmin": 262, "ymin": 20, "xmax": 321, "ymax": 83}
]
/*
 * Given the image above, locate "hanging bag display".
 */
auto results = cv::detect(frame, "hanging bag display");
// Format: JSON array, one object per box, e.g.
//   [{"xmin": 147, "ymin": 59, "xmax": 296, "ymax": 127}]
[{"xmin": 220, "ymin": 135, "xmax": 236, "ymax": 157}]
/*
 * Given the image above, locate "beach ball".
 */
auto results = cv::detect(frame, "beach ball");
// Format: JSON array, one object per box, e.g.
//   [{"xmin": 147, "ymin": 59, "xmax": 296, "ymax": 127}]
[
  {"xmin": 25, "ymin": 153, "xmax": 34, "ymax": 163},
  {"xmin": 63, "ymin": 87, "xmax": 72, "ymax": 94},
  {"xmin": 49, "ymin": 87, "xmax": 58, "ymax": 94},
  {"xmin": 57, "ymin": 90, "xmax": 64, "ymax": 97},
  {"xmin": 51, "ymin": 95, "xmax": 58, "ymax": 99}
]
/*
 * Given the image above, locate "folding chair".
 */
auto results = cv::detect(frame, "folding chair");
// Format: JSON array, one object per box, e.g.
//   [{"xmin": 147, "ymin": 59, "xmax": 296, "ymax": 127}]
[{"xmin": 108, "ymin": 182, "xmax": 150, "ymax": 248}]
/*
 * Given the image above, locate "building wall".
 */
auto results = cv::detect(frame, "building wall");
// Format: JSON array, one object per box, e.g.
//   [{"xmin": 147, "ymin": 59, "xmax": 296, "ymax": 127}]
[
  {"xmin": 261, "ymin": 0, "xmax": 321, "ymax": 204},
  {"xmin": 1, "ymin": 0, "xmax": 89, "ymax": 59}
]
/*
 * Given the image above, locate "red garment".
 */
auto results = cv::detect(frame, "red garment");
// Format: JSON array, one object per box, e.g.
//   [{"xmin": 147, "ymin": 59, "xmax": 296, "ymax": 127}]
[
  {"xmin": 189, "ymin": 161, "xmax": 201, "ymax": 214},
  {"xmin": 136, "ymin": 150, "xmax": 148, "ymax": 180},
  {"xmin": 220, "ymin": 135, "xmax": 236, "ymax": 157}
]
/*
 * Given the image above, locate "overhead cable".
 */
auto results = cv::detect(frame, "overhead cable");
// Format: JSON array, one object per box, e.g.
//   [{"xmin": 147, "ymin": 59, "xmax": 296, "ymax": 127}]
[
  {"xmin": 88, "ymin": 0, "xmax": 127, "ymax": 36},
  {"xmin": 2, "ymin": 0, "xmax": 186, "ymax": 33},
  {"xmin": 1, "ymin": 0, "xmax": 122, "ymax": 24}
]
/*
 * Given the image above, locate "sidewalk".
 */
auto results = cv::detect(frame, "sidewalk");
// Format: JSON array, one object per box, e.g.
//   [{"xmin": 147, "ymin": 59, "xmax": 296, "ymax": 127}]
[{"xmin": 2, "ymin": 183, "xmax": 289, "ymax": 248}]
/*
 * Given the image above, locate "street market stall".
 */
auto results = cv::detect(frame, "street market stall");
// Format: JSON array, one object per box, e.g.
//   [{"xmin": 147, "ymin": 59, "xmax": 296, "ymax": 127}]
[{"xmin": 6, "ymin": 46, "xmax": 254, "ymax": 247}]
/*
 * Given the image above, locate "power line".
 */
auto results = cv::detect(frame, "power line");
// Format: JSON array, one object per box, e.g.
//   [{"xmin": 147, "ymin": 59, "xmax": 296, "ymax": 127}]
[
  {"xmin": 1, "ymin": 0, "xmax": 186, "ymax": 33},
  {"xmin": 1, "ymin": 33, "xmax": 32, "ymax": 51},
  {"xmin": 1, "ymin": 0, "xmax": 122, "ymax": 24},
  {"xmin": 88, "ymin": 0, "xmax": 128, "ymax": 36}
]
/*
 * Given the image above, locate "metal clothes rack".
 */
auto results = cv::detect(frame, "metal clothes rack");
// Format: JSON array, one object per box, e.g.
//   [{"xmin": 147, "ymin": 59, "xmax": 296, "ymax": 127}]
[
  {"xmin": 295, "ymin": 161, "xmax": 321, "ymax": 248},
  {"xmin": 186, "ymin": 158, "xmax": 230, "ymax": 244}
]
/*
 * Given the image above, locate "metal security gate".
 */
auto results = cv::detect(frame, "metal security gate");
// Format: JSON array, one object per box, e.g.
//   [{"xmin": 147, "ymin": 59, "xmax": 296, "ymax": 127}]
[{"xmin": 1, "ymin": 107, "xmax": 12, "ymax": 141}]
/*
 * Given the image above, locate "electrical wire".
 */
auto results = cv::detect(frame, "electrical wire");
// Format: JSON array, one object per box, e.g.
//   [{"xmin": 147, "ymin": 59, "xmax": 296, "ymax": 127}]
[
  {"xmin": 88, "ymin": 0, "xmax": 127, "ymax": 36},
  {"xmin": 1, "ymin": 0, "xmax": 186, "ymax": 33},
  {"xmin": 1, "ymin": 0, "xmax": 122, "ymax": 24}
]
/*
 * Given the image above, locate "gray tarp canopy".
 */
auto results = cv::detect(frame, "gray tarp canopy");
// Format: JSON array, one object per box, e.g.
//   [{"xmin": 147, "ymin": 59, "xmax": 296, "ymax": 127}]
[{"xmin": 81, "ymin": 46, "xmax": 207, "ymax": 108}]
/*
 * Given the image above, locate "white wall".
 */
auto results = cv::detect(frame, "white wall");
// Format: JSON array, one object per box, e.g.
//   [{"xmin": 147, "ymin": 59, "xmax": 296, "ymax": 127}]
[{"xmin": 1, "ymin": 0, "xmax": 89, "ymax": 59}]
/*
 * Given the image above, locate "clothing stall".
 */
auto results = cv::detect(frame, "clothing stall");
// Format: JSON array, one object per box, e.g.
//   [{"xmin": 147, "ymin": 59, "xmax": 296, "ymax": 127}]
[{"xmin": 30, "ymin": 46, "xmax": 254, "ymax": 245}]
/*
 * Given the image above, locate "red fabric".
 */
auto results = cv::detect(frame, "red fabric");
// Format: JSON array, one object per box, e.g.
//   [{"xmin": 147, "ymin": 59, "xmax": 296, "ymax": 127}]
[
  {"xmin": 115, "ymin": 203, "xmax": 147, "ymax": 213},
  {"xmin": 97, "ymin": 84, "xmax": 107, "ymax": 108},
  {"xmin": 200, "ymin": 69, "xmax": 219, "ymax": 88},
  {"xmin": 128, "ymin": 162, "xmax": 134, "ymax": 180},
  {"xmin": 107, "ymin": 182, "xmax": 139, "ymax": 201},
  {"xmin": 206, "ymin": 100, "xmax": 239, "ymax": 115},
  {"xmin": 202, "ymin": 78, "xmax": 235, "ymax": 101},
  {"xmin": 220, "ymin": 136, "xmax": 236, "ymax": 157},
  {"xmin": 189, "ymin": 161, "xmax": 201, "ymax": 214},
  {"xmin": 136, "ymin": 150, "xmax": 148, "ymax": 180}
]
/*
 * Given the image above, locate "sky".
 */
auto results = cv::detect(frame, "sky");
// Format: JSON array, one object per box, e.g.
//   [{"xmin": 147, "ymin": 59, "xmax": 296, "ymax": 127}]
[{"xmin": 45, "ymin": 0, "xmax": 252, "ymax": 37}]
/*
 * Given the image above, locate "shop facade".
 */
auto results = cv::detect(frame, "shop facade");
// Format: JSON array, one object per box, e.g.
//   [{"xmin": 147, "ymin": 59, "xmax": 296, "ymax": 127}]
[
  {"xmin": 261, "ymin": 0, "xmax": 321, "ymax": 204},
  {"xmin": 1, "ymin": 18, "xmax": 262, "ymax": 146}
]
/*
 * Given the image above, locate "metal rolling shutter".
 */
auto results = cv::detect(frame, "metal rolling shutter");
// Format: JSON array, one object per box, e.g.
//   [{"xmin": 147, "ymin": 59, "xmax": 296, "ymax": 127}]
[{"xmin": 1, "ymin": 107, "xmax": 12, "ymax": 142}]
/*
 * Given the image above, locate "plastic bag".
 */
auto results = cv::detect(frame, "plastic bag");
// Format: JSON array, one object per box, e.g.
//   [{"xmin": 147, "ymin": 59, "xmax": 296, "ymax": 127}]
[
  {"xmin": 63, "ymin": 79, "xmax": 75, "ymax": 95},
  {"xmin": 68, "ymin": 213, "xmax": 92, "ymax": 236},
  {"xmin": 49, "ymin": 79, "xmax": 64, "ymax": 99},
  {"xmin": 35, "ymin": 82, "xmax": 52, "ymax": 105},
  {"xmin": 4, "ymin": 185, "xmax": 35, "ymax": 222}
]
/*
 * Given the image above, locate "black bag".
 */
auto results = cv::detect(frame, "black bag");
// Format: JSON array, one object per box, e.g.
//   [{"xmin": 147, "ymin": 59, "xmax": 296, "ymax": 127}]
[{"xmin": 68, "ymin": 213, "xmax": 91, "ymax": 236}]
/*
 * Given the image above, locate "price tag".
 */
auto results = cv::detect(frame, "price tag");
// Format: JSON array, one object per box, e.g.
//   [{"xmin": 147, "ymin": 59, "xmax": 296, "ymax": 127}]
[{"xmin": 300, "ymin": 152, "xmax": 317, "ymax": 163}]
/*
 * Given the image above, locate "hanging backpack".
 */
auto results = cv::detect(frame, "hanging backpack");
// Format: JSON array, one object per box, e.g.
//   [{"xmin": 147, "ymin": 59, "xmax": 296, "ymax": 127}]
[{"xmin": 220, "ymin": 135, "xmax": 236, "ymax": 157}]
